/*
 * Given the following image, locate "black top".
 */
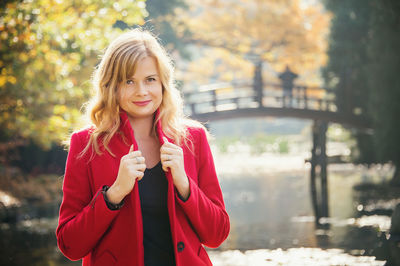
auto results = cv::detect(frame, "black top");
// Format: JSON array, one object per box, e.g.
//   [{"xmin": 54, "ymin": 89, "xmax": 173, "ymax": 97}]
[{"xmin": 138, "ymin": 161, "xmax": 175, "ymax": 266}]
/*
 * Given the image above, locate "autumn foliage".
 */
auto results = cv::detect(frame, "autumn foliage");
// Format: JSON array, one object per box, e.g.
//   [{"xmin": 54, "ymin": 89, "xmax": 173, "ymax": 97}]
[{"xmin": 0, "ymin": 0, "xmax": 147, "ymax": 150}]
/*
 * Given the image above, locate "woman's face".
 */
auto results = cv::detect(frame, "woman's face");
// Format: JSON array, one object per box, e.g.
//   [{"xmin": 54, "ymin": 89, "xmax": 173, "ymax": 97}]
[{"xmin": 118, "ymin": 56, "xmax": 163, "ymax": 120}]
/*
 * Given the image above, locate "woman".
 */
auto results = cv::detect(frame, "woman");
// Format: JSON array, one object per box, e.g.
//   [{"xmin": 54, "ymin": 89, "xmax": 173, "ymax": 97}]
[{"xmin": 56, "ymin": 29, "xmax": 230, "ymax": 266}]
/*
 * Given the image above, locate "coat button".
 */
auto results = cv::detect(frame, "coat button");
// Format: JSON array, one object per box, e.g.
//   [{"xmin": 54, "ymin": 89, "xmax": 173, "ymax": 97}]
[{"xmin": 177, "ymin": 241, "xmax": 185, "ymax": 252}]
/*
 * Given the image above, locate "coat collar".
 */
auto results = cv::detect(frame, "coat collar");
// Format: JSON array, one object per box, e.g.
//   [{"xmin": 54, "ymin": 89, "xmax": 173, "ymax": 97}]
[{"xmin": 119, "ymin": 108, "xmax": 173, "ymax": 150}]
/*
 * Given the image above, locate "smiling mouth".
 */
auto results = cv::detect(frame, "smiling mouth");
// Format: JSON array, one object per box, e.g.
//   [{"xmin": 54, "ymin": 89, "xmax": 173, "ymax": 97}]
[{"xmin": 133, "ymin": 100, "xmax": 151, "ymax": 106}]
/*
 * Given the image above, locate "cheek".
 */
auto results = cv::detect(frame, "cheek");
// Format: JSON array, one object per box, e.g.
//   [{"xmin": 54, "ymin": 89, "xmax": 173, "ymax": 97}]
[
  {"xmin": 152, "ymin": 85, "xmax": 163, "ymax": 100},
  {"xmin": 118, "ymin": 90, "xmax": 130, "ymax": 106},
  {"xmin": 120, "ymin": 88, "xmax": 131, "ymax": 99}
]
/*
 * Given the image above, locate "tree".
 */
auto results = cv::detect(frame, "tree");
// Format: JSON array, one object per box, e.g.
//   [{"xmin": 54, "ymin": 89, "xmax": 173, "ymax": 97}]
[
  {"xmin": 367, "ymin": 0, "xmax": 400, "ymax": 183},
  {"xmin": 173, "ymin": 0, "xmax": 331, "ymax": 87},
  {"xmin": 322, "ymin": 0, "xmax": 378, "ymax": 165},
  {"xmin": 0, "ymin": 0, "xmax": 146, "ymax": 153},
  {"xmin": 116, "ymin": 0, "xmax": 191, "ymax": 58},
  {"xmin": 323, "ymin": 0, "xmax": 400, "ymax": 183}
]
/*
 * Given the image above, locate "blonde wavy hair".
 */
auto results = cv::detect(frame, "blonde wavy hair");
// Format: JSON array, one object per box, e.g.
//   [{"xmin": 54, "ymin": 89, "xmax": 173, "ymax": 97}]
[{"xmin": 80, "ymin": 29, "xmax": 205, "ymax": 157}]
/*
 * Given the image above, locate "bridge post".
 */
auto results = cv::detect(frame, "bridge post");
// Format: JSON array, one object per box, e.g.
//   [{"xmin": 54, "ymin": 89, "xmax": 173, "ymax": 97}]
[
  {"xmin": 191, "ymin": 103, "xmax": 196, "ymax": 116},
  {"xmin": 302, "ymin": 86, "xmax": 308, "ymax": 109},
  {"xmin": 211, "ymin": 89, "xmax": 217, "ymax": 111},
  {"xmin": 310, "ymin": 120, "xmax": 329, "ymax": 227},
  {"xmin": 320, "ymin": 122, "xmax": 329, "ymax": 219},
  {"xmin": 310, "ymin": 129, "xmax": 320, "ymax": 220},
  {"xmin": 253, "ymin": 60, "xmax": 263, "ymax": 108}
]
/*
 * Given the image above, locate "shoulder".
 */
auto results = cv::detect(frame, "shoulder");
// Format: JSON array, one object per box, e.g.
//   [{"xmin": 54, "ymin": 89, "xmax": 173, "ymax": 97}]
[
  {"xmin": 183, "ymin": 124, "xmax": 214, "ymax": 155},
  {"xmin": 68, "ymin": 126, "xmax": 96, "ymax": 148},
  {"xmin": 186, "ymin": 126, "xmax": 205, "ymax": 138},
  {"xmin": 73, "ymin": 126, "xmax": 94, "ymax": 137},
  {"xmin": 183, "ymin": 119, "xmax": 210, "ymax": 143}
]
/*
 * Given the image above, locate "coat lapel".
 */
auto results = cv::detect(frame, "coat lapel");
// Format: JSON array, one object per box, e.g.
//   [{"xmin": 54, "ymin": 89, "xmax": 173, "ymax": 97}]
[{"xmin": 118, "ymin": 108, "xmax": 178, "ymax": 259}]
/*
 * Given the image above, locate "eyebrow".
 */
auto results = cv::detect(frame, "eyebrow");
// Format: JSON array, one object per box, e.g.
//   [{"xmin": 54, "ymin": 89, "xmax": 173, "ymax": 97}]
[{"xmin": 129, "ymin": 74, "xmax": 159, "ymax": 79}]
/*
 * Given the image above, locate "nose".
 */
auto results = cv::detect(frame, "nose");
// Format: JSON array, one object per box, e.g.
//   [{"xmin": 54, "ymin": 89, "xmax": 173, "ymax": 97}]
[{"xmin": 135, "ymin": 81, "xmax": 148, "ymax": 96}]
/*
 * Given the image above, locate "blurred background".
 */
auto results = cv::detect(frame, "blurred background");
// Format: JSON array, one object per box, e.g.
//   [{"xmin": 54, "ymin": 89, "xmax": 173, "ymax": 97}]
[{"xmin": 1, "ymin": 0, "xmax": 399, "ymax": 265}]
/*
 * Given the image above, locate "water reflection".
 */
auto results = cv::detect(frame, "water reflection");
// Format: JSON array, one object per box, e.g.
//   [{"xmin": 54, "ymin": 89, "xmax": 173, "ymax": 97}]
[
  {"xmin": 220, "ymin": 172, "xmax": 316, "ymax": 250},
  {"xmin": 216, "ymin": 167, "xmax": 394, "ymax": 264},
  {"xmin": 208, "ymin": 248, "xmax": 386, "ymax": 266},
  {"xmin": 0, "ymin": 165, "xmax": 395, "ymax": 265},
  {"xmin": 0, "ymin": 202, "xmax": 80, "ymax": 266}
]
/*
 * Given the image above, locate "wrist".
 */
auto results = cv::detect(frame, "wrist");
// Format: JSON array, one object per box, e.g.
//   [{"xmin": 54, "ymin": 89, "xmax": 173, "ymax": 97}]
[
  {"xmin": 175, "ymin": 175, "xmax": 190, "ymax": 200},
  {"xmin": 102, "ymin": 185, "xmax": 124, "ymax": 210},
  {"xmin": 106, "ymin": 185, "xmax": 125, "ymax": 204}
]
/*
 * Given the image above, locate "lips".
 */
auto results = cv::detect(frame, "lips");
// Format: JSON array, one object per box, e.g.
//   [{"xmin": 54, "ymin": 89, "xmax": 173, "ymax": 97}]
[{"xmin": 132, "ymin": 100, "xmax": 151, "ymax": 106}]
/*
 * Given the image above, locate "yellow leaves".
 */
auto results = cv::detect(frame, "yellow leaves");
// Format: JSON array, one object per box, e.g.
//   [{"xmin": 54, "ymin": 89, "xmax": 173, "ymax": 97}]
[
  {"xmin": 0, "ymin": 76, "xmax": 7, "ymax": 87},
  {"xmin": 1, "ymin": 0, "xmax": 148, "ymax": 146},
  {"xmin": 49, "ymin": 115, "xmax": 68, "ymax": 132},
  {"xmin": 0, "ymin": 31, "xmax": 8, "ymax": 40},
  {"xmin": 182, "ymin": 47, "xmax": 254, "ymax": 85},
  {"xmin": 19, "ymin": 53, "xmax": 29, "ymax": 63},
  {"xmin": 236, "ymin": 43, "xmax": 251, "ymax": 54},
  {"xmin": 179, "ymin": 0, "xmax": 331, "ymax": 87},
  {"xmin": 8, "ymin": 76, "xmax": 16, "ymax": 84},
  {"xmin": 0, "ymin": 67, "xmax": 17, "ymax": 86},
  {"xmin": 44, "ymin": 50, "xmax": 59, "ymax": 63},
  {"xmin": 53, "ymin": 105, "xmax": 67, "ymax": 116}
]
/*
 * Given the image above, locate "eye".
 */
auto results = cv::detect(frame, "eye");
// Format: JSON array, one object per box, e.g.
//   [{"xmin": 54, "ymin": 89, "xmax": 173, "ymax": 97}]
[
  {"xmin": 147, "ymin": 77, "xmax": 156, "ymax": 82},
  {"xmin": 126, "ymin": 79, "xmax": 134, "ymax": 85}
]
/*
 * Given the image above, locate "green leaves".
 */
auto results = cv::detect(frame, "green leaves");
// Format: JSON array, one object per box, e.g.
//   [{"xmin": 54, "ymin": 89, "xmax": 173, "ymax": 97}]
[
  {"xmin": 323, "ymin": 0, "xmax": 400, "ymax": 172},
  {"xmin": 0, "ymin": 0, "xmax": 146, "ymax": 148}
]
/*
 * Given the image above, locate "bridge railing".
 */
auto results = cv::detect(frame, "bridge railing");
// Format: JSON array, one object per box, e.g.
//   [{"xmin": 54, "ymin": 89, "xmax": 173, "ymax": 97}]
[{"xmin": 183, "ymin": 82, "xmax": 336, "ymax": 116}]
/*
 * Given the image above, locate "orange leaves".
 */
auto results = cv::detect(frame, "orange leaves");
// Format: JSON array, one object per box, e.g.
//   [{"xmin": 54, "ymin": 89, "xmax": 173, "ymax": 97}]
[
  {"xmin": 178, "ymin": 0, "xmax": 332, "ymax": 87},
  {"xmin": 0, "ymin": 67, "xmax": 17, "ymax": 87}
]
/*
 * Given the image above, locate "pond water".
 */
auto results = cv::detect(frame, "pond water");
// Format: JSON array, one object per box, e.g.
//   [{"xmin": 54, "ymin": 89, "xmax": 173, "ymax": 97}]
[
  {"xmin": 0, "ymin": 155, "xmax": 395, "ymax": 265},
  {"xmin": 218, "ymin": 168, "xmax": 394, "ymax": 252},
  {"xmin": 210, "ymin": 166, "xmax": 394, "ymax": 265}
]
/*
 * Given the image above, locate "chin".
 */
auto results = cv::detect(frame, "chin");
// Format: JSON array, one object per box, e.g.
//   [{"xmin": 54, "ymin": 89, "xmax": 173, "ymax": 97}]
[{"xmin": 128, "ymin": 110, "xmax": 157, "ymax": 119}]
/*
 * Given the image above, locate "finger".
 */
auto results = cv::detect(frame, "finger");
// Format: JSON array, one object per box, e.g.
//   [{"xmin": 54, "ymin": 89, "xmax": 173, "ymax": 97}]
[
  {"xmin": 128, "ymin": 162, "xmax": 146, "ymax": 172},
  {"xmin": 160, "ymin": 146, "xmax": 176, "ymax": 155},
  {"xmin": 162, "ymin": 141, "xmax": 175, "ymax": 148},
  {"xmin": 125, "ymin": 150, "xmax": 142, "ymax": 159},
  {"xmin": 161, "ymin": 163, "xmax": 170, "ymax": 172},
  {"xmin": 136, "ymin": 163, "xmax": 146, "ymax": 172},
  {"xmin": 126, "ymin": 157, "xmax": 146, "ymax": 167},
  {"xmin": 134, "ymin": 156, "xmax": 145, "ymax": 164},
  {"xmin": 162, "ymin": 138, "xmax": 176, "ymax": 148},
  {"xmin": 135, "ymin": 170, "xmax": 144, "ymax": 180},
  {"xmin": 129, "ymin": 144, "xmax": 133, "ymax": 153},
  {"xmin": 161, "ymin": 160, "xmax": 172, "ymax": 172},
  {"xmin": 127, "ymin": 163, "xmax": 145, "ymax": 172},
  {"xmin": 161, "ymin": 154, "xmax": 175, "ymax": 162}
]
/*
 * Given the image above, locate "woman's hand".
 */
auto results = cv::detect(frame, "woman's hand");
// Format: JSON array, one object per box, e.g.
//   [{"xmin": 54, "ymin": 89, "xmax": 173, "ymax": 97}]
[
  {"xmin": 160, "ymin": 137, "xmax": 190, "ymax": 200},
  {"xmin": 107, "ymin": 145, "xmax": 146, "ymax": 204}
]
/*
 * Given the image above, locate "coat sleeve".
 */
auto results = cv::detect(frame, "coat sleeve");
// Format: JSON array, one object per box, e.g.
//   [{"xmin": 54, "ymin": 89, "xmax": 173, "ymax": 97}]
[
  {"xmin": 175, "ymin": 127, "xmax": 230, "ymax": 248},
  {"xmin": 56, "ymin": 132, "xmax": 120, "ymax": 260}
]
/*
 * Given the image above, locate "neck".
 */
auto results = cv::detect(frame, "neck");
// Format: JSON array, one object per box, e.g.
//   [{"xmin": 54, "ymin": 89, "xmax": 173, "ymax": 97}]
[{"xmin": 128, "ymin": 115, "xmax": 157, "ymax": 140}]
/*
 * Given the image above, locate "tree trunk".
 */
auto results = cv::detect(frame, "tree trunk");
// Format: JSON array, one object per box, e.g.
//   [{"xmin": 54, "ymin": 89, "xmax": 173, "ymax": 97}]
[{"xmin": 390, "ymin": 164, "xmax": 400, "ymax": 186}]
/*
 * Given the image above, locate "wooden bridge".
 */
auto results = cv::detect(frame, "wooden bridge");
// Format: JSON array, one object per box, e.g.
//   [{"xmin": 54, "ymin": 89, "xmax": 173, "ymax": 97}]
[
  {"xmin": 184, "ymin": 80, "xmax": 370, "ymax": 129},
  {"xmin": 183, "ymin": 74, "xmax": 372, "ymax": 228}
]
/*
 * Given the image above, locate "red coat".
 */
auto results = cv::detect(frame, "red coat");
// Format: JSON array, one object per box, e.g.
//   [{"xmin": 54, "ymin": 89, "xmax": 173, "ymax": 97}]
[{"xmin": 56, "ymin": 110, "xmax": 230, "ymax": 266}]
